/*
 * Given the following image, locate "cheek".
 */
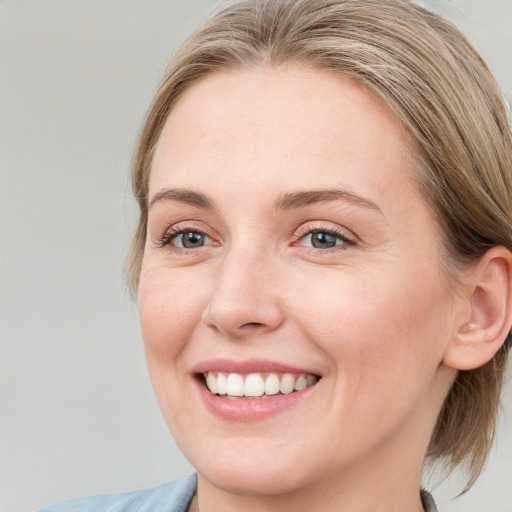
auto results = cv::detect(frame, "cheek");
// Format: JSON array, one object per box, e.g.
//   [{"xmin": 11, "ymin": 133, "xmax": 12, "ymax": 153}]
[
  {"xmin": 137, "ymin": 267, "xmax": 212, "ymax": 434},
  {"xmin": 294, "ymin": 264, "xmax": 448, "ymax": 385},
  {"xmin": 138, "ymin": 268, "xmax": 208, "ymax": 371},
  {"xmin": 296, "ymin": 267, "xmax": 450, "ymax": 449}
]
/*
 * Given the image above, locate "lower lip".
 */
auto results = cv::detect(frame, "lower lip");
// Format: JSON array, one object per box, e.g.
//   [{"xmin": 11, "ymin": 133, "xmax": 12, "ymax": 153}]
[{"xmin": 194, "ymin": 377, "xmax": 317, "ymax": 422}]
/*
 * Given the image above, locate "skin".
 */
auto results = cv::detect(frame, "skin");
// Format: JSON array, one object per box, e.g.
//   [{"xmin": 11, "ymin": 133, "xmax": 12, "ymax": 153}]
[{"xmin": 138, "ymin": 65, "xmax": 464, "ymax": 512}]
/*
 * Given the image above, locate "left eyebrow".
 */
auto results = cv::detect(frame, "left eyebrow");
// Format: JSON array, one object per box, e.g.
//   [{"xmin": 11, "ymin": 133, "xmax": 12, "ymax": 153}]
[
  {"xmin": 273, "ymin": 189, "xmax": 384, "ymax": 215},
  {"xmin": 148, "ymin": 188, "xmax": 215, "ymax": 211}
]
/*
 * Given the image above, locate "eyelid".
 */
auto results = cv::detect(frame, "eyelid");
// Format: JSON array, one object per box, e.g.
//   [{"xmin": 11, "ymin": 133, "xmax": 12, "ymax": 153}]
[
  {"xmin": 154, "ymin": 220, "xmax": 219, "ymax": 250},
  {"xmin": 291, "ymin": 222, "xmax": 357, "ymax": 249}
]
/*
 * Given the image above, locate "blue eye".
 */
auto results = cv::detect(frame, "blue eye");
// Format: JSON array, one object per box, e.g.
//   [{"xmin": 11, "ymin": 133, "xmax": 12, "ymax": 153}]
[
  {"xmin": 172, "ymin": 231, "xmax": 209, "ymax": 248},
  {"xmin": 300, "ymin": 229, "xmax": 354, "ymax": 250},
  {"xmin": 308, "ymin": 231, "xmax": 339, "ymax": 249}
]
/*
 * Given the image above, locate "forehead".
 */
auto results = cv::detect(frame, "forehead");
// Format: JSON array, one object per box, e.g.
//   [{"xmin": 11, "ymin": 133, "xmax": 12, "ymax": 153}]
[{"xmin": 150, "ymin": 65, "xmax": 417, "ymax": 208}]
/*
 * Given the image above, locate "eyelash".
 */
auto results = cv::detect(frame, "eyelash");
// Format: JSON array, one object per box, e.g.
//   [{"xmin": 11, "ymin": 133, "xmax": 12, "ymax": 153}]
[
  {"xmin": 154, "ymin": 223, "xmax": 215, "ymax": 251},
  {"xmin": 291, "ymin": 225, "xmax": 356, "ymax": 251},
  {"xmin": 155, "ymin": 223, "xmax": 356, "ymax": 253}
]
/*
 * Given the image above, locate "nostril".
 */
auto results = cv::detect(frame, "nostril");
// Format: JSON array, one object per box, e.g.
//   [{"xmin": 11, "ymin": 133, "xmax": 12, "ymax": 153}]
[
  {"xmin": 239, "ymin": 322, "xmax": 264, "ymax": 329},
  {"xmin": 202, "ymin": 297, "xmax": 285, "ymax": 336}
]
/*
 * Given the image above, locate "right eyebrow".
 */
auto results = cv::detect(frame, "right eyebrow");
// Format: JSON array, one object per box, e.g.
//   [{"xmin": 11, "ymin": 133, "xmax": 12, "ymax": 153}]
[
  {"xmin": 148, "ymin": 188, "xmax": 215, "ymax": 210},
  {"xmin": 273, "ymin": 189, "xmax": 384, "ymax": 216}
]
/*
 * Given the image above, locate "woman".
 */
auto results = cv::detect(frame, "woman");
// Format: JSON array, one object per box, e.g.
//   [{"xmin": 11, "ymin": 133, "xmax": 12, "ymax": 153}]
[{"xmin": 39, "ymin": 0, "xmax": 512, "ymax": 511}]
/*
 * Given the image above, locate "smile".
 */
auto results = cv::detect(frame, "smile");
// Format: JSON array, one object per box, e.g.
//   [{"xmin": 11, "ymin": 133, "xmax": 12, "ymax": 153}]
[{"xmin": 202, "ymin": 371, "xmax": 319, "ymax": 399}]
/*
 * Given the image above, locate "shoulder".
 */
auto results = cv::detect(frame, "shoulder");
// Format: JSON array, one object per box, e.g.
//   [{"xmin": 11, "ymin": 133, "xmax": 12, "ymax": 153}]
[{"xmin": 36, "ymin": 474, "xmax": 197, "ymax": 512}]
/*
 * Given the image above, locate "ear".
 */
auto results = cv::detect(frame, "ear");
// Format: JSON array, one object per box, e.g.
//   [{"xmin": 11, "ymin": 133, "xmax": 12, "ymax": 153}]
[{"xmin": 443, "ymin": 246, "xmax": 512, "ymax": 371}]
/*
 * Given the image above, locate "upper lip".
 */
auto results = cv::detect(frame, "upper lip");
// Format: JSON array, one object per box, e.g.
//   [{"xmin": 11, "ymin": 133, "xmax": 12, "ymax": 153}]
[{"xmin": 192, "ymin": 358, "xmax": 321, "ymax": 376}]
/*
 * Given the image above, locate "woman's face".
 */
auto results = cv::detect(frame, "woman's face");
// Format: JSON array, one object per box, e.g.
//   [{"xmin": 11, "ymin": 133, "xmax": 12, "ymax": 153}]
[{"xmin": 139, "ymin": 66, "xmax": 457, "ymax": 496}]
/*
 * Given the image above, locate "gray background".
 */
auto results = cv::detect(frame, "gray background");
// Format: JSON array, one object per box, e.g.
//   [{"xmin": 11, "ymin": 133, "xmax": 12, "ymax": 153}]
[{"xmin": 1, "ymin": 1, "xmax": 510, "ymax": 511}]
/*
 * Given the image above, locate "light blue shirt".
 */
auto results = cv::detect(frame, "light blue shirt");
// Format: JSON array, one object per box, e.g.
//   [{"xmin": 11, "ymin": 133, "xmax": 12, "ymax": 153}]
[
  {"xmin": 36, "ymin": 474, "xmax": 197, "ymax": 512},
  {"xmin": 36, "ymin": 474, "xmax": 438, "ymax": 511}
]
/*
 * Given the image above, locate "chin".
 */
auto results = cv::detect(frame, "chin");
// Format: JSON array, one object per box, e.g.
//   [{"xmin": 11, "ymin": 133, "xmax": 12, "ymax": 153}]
[{"xmin": 197, "ymin": 460, "xmax": 317, "ymax": 497}]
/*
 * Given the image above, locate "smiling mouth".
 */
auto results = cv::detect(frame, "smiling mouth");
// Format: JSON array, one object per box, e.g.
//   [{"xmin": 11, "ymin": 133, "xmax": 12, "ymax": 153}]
[{"xmin": 201, "ymin": 371, "xmax": 320, "ymax": 399}]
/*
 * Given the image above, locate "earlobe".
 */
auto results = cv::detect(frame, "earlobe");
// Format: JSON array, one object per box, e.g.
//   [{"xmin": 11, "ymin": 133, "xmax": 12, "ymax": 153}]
[{"xmin": 443, "ymin": 247, "xmax": 512, "ymax": 371}]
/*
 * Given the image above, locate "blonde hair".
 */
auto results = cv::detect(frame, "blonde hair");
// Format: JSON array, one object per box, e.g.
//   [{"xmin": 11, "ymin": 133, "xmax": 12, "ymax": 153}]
[{"xmin": 126, "ymin": 0, "xmax": 512, "ymax": 487}]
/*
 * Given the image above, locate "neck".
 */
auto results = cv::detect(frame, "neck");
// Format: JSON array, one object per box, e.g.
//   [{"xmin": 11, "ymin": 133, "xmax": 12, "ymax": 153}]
[{"xmin": 194, "ymin": 447, "xmax": 427, "ymax": 512}]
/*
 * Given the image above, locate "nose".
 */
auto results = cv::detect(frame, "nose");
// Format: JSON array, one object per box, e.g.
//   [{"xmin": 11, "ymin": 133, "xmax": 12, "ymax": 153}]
[{"xmin": 201, "ymin": 245, "xmax": 285, "ymax": 338}]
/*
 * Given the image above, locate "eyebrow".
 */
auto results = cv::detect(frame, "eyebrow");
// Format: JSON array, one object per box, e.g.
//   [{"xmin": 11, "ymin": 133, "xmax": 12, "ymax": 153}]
[
  {"xmin": 148, "ymin": 187, "xmax": 383, "ymax": 216},
  {"xmin": 148, "ymin": 188, "xmax": 215, "ymax": 210},
  {"xmin": 273, "ymin": 189, "xmax": 383, "ymax": 215}
]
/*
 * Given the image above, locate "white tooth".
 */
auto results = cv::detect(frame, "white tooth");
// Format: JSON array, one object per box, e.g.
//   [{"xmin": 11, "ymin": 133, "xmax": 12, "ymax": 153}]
[
  {"xmin": 265, "ymin": 373, "xmax": 280, "ymax": 395},
  {"xmin": 206, "ymin": 373, "xmax": 218, "ymax": 394},
  {"xmin": 217, "ymin": 373, "xmax": 227, "ymax": 395},
  {"xmin": 307, "ymin": 375, "xmax": 317, "ymax": 387},
  {"xmin": 280, "ymin": 373, "xmax": 295, "ymax": 394},
  {"xmin": 226, "ymin": 373, "xmax": 244, "ymax": 396},
  {"xmin": 244, "ymin": 373, "xmax": 265, "ymax": 397},
  {"xmin": 295, "ymin": 374, "xmax": 308, "ymax": 391}
]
